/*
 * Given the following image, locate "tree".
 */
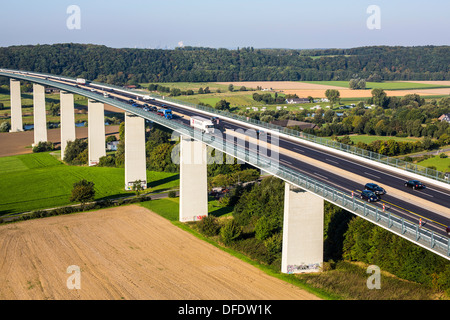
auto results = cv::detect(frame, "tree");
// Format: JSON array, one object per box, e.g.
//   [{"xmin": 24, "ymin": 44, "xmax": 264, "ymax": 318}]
[
  {"xmin": 371, "ymin": 88, "xmax": 388, "ymax": 108},
  {"xmin": 220, "ymin": 219, "xmax": 242, "ymax": 245},
  {"xmin": 215, "ymin": 99, "xmax": 231, "ymax": 111},
  {"xmin": 0, "ymin": 121, "xmax": 11, "ymax": 132},
  {"xmin": 69, "ymin": 179, "xmax": 95, "ymax": 207},
  {"xmin": 325, "ymin": 89, "xmax": 340, "ymax": 105},
  {"xmin": 64, "ymin": 139, "xmax": 88, "ymax": 165},
  {"xmin": 132, "ymin": 180, "xmax": 144, "ymax": 196},
  {"xmin": 49, "ymin": 103, "xmax": 60, "ymax": 116}
]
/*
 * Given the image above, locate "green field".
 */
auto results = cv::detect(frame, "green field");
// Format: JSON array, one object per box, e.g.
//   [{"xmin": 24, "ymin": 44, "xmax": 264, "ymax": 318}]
[
  {"xmin": 300, "ymin": 81, "xmax": 450, "ymax": 91},
  {"xmin": 331, "ymin": 134, "xmax": 421, "ymax": 144},
  {"xmin": 0, "ymin": 152, "xmax": 179, "ymax": 216},
  {"xmin": 417, "ymin": 154, "xmax": 450, "ymax": 172}
]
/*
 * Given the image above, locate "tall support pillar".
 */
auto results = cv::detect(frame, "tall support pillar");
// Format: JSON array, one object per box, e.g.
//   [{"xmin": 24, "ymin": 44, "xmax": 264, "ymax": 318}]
[
  {"xmin": 124, "ymin": 112, "xmax": 147, "ymax": 190},
  {"xmin": 60, "ymin": 91, "xmax": 76, "ymax": 160},
  {"xmin": 179, "ymin": 136, "xmax": 208, "ymax": 222},
  {"xmin": 9, "ymin": 79, "xmax": 23, "ymax": 132},
  {"xmin": 88, "ymin": 99, "xmax": 106, "ymax": 166},
  {"xmin": 281, "ymin": 183, "xmax": 324, "ymax": 274},
  {"xmin": 33, "ymin": 83, "xmax": 47, "ymax": 146}
]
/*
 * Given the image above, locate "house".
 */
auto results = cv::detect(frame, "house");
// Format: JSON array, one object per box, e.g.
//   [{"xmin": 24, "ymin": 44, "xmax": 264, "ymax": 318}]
[
  {"xmin": 438, "ymin": 113, "xmax": 450, "ymax": 123},
  {"xmin": 106, "ymin": 141, "xmax": 120, "ymax": 151},
  {"xmin": 285, "ymin": 98, "xmax": 310, "ymax": 104}
]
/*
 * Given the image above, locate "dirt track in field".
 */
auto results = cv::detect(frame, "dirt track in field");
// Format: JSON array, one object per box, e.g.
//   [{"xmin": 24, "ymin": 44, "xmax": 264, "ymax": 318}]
[{"xmin": 0, "ymin": 205, "xmax": 320, "ymax": 300}]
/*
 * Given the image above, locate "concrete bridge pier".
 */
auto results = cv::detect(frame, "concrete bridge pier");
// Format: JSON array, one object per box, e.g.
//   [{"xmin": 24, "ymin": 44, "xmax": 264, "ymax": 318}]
[
  {"xmin": 32, "ymin": 83, "xmax": 47, "ymax": 146},
  {"xmin": 124, "ymin": 112, "xmax": 147, "ymax": 190},
  {"xmin": 281, "ymin": 183, "xmax": 324, "ymax": 274},
  {"xmin": 179, "ymin": 135, "xmax": 208, "ymax": 222},
  {"xmin": 88, "ymin": 99, "xmax": 106, "ymax": 166},
  {"xmin": 9, "ymin": 79, "xmax": 23, "ymax": 132},
  {"xmin": 60, "ymin": 91, "xmax": 76, "ymax": 160}
]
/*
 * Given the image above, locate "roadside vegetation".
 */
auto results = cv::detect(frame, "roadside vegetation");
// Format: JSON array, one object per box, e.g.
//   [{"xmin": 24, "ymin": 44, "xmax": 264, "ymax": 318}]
[{"xmin": 142, "ymin": 176, "xmax": 450, "ymax": 300}]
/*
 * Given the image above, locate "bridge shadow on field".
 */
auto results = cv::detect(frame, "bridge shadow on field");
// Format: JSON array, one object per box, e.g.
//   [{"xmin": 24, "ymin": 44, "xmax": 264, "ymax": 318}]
[{"xmin": 147, "ymin": 174, "xmax": 179, "ymax": 190}]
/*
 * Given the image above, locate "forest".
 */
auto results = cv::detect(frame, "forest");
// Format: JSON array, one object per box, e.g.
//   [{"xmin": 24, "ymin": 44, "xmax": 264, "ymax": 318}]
[{"xmin": 0, "ymin": 44, "xmax": 449, "ymax": 83}]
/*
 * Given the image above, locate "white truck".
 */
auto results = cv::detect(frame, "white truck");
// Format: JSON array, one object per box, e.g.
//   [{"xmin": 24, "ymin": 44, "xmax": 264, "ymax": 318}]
[
  {"xmin": 190, "ymin": 116, "xmax": 215, "ymax": 133},
  {"xmin": 76, "ymin": 78, "xmax": 86, "ymax": 85}
]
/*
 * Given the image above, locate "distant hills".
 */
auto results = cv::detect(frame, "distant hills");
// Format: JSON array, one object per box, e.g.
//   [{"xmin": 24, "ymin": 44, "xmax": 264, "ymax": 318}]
[{"xmin": 0, "ymin": 43, "xmax": 449, "ymax": 84}]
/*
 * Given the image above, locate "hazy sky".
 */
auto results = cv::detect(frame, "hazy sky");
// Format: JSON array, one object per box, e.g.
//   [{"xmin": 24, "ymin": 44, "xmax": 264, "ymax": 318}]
[{"xmin": 0, "ymin": 0, "xmax": 448, "ymax": 49}]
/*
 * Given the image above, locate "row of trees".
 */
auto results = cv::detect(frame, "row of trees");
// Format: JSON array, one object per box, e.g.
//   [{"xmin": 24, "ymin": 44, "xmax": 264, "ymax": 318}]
[{"xmin": 0, "ymin": 44, "xmax": 448, "ymax": 84}]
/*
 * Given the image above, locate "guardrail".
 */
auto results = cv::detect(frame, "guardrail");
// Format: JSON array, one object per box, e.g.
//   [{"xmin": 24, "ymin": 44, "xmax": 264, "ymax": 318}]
[{"xmin": 2, "ymin": 70, "xmax": 449, "ymax": 260}]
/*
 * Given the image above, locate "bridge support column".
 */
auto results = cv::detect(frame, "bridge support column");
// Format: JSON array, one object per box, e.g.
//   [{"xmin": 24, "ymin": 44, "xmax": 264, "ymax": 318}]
[
  {"xmin": 125, "ymin": 112, "xmax": 147, "ymax": 190},
  {"xmin": 9, "ymin": 79, "xmax": 23, "ymax": 132},
  {"xmin": 32, "ymin": 83, "xmax": 47, "ymax": 146},
  {"xmin": 281, "ymin": 183, "xmax": 323, "ymax": 274},
  {"xmin": 88, "ymin": 99, "xmax": 106, "ymax": 166},
  {"xmin": 60, "ymin": 91, "xmax": 76, "ymax": 160},
  {"xmin": 179, "ymin": 136, "xmax": 208, "ymax": 222}
]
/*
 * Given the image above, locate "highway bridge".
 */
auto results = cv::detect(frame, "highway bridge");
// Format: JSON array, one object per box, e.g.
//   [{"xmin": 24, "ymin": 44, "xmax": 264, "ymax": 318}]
[{"xmin": 1, "ymin": 68, "xmax": 449, "ymax": 271}]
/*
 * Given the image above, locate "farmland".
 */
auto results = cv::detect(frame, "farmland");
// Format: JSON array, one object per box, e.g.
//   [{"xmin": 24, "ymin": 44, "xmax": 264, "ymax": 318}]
[{"xmin": 0, "ymin": 152, "xmax": 179, "ymax": 216}]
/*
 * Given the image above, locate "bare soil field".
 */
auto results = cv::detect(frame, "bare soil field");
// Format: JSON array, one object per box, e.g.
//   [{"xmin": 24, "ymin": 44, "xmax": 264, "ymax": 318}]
[
  {"xmin": 0, "ymin": 125, "xmax": 119, "ymax": 157},
  {"xmin": 0, "ymin": 205, "xmax": 320, "ymax": 300}
]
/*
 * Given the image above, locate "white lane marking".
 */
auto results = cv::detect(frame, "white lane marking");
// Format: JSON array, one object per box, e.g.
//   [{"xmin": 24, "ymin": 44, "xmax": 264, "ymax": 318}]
[{"xmin": 364, "ymin": 172, "xmax": 381, "ymax": 179}]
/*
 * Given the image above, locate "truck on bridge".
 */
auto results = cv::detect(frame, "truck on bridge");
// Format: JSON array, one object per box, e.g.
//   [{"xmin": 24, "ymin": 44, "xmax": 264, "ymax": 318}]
[
  {"xmin": 157, "ymin": 108, "xmax": 173, "ymax": 119},
  {"xmin": 190, "ymin": 116, "xmax": 215, "ymax": 133},
  {"xmin": 76, "ymin": 78, "xmax": 86, "ymax": 85}
]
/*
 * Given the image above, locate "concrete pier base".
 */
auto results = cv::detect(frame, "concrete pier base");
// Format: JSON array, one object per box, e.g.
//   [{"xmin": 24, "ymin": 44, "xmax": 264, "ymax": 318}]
[
  {"xmin": 9, "ymin": 79, "xmax": 23, "ymax": 132},
  {"xmin": 32, "ymin": 83, "xmax": 47, "ymax": 146},
  {"xmin": 88, "ymin": 100, "xmax": 106, "ymax": 166},
  {"xmin": 179, "ymin": 136, "xmax": 208, "ymax": 222},
  {"xmin": 281, "ymin": 183, "xmax": 324, "ymax": 274},
  {"xmin": 60, "ymin": 91, "xmax": 76, "ymax": 160},
  {"xmin": 124, "ymin": 112, "xmax": 147, "ymax": 190}
]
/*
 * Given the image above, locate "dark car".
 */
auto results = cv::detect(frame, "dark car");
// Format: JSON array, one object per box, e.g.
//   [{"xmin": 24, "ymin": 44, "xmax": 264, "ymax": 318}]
[
  {"xmin": 360, "ymin": 190, "xmax": 379, "ymax": 202},
  {"xmin": 404, "ymin": 180, "xmax": 425, "ymax": 190},
  {"xmin": 364, "ymin": 183, "xmax": 386, "ymax": 196}
]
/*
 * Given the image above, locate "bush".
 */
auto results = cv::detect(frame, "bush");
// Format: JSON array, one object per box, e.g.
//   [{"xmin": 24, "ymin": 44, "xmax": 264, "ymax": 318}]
[
  {"xmin": 263, "ymin": 233, "xmax": 282, "ymax": 263},
  {"xmin": 64, "ymin": 139, "xmax": 88, "ymax": 165},
  {"xmin": 254, "ymin": 215, "xmax": 279, "ymax": 241},
  {"xmin": 198, "ymin": 215, "xmax": 221, "ymax": 237},
  {"xmin": 98, "ymin": 155, "xmax": 116, "ymax": 167},
  {"xmin": 0, "ymin": 121, "xmax": 11, "ymax": 132},
  {"xmin": 168, "ymin": 190, "xmax": 177, "ymax": 198},
  {"xmin": 220, "ymin": 219, "xmax": 242, "ymax": 245},
  {"xmin": 32, "ymin": 141, "xmax": 54, "ymax": 153}
]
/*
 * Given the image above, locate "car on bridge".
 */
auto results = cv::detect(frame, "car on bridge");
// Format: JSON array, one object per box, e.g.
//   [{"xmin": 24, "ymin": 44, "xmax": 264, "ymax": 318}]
[
  {"xmin": 404, "ymin": 180, "xmax": 425, "ymax": 190},
  {"xmin": 360, "ymin": 190, "xmax": 379, "ymax": 202},
  {"xmin": 364, "ymin": 183, "xmax": 386, "ymax": 196}
]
